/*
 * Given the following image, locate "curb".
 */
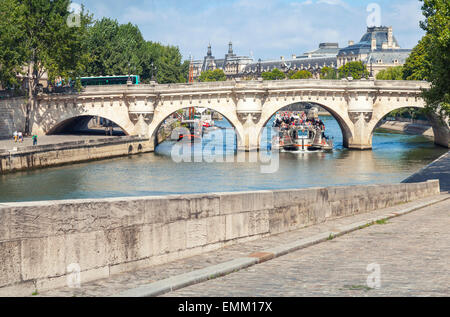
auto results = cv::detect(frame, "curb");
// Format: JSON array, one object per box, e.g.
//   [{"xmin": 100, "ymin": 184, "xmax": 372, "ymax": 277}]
[{"xmin": 113, "ymin": 194, "xmax": 449, "ymax": 297}]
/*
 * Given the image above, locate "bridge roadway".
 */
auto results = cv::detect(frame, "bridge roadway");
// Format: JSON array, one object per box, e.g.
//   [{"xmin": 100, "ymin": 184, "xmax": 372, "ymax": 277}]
[{"xmin": 22, "ymin": 79, "xmax": 449, "ymax": 151}]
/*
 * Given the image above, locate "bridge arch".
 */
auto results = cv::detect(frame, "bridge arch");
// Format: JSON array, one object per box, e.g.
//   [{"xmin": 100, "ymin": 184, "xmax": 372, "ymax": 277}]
[
  {"xmin": 368, "ymin": 104, "xmax": 450, "ymax": 148},
  {"xmin": 256, "ymin": 100, "xmax": 354, "ymax": 148},
  {"xmin": 30, "ymin": 101, "xmax": 136, "ymax": 136},
  {"xmin": 148, "ymin": 104, "xmax": 245, "ymax": 150},
  {"xmin": 46, "ymin": 115, "xmax": 128, "ymax": 135}
]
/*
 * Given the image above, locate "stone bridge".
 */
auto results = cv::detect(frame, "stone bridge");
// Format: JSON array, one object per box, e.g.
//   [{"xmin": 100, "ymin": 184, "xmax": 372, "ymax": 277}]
[{"xmin": 31, "ymin": 79, "xmax": 449, "ymax": 150}]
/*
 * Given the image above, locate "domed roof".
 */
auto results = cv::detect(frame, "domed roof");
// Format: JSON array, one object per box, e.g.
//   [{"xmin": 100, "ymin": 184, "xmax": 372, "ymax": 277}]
[{"xmin": 359, "ymin": 26, "xmax": 399, "ymax": 49}]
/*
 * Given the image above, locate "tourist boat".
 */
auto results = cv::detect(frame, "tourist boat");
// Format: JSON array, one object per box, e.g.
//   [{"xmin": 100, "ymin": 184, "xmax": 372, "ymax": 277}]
[{"xmin": 272, "ymin": 125, "xmax": 333, "ymax": 152}]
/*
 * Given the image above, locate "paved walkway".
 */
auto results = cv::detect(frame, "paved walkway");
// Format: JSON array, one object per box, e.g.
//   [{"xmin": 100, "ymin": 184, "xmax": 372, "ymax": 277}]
[
  {"xmin": 0, "ymin": 134, "xmax": 121, "ymax": 151},
  {"xmin": 36, "ymin": 194, "xmax": 449, "ymax": 297},
  {"xmin": 404, "ymin": 151, "xmax": 450, "ymax": 192},
  {"xmin": 165, "ymin": 198, "xmax": 450, "ymax": 297}
]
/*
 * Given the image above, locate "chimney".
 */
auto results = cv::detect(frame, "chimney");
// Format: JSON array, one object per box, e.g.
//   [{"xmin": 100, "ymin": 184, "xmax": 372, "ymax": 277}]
[
  {"xmin": 371, "ymin": 34, "xmax": 376, "ymax": 51},
  {"xmin": 348, "ymin": 40, "xmax": 354, "ymax": 46},
  {"xmin": 388, "ymin": 26, "xmax": 393, "ymax": 48}
]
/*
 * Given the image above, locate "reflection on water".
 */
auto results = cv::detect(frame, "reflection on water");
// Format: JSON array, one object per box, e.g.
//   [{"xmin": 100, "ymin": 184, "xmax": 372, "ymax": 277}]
[{"xmin": 0, "ymin": 116, "xmax": 447, "ymax": 202}]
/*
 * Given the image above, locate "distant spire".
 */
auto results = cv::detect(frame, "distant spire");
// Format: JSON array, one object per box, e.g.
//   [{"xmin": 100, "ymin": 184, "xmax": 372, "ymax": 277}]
[
  {"xmin": 228, "ymin": 41, "xmax": 233, "ymax": 54},
  {"xmin": 207, "ymin": 43, "xmax": 212, "ymax": 57}
]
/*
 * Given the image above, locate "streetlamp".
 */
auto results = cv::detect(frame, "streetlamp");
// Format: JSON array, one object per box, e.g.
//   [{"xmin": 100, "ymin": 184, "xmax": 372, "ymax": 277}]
[
  {"xmin": 127, "ymin": 62, "xmax": 132, "ymax": 85},
  {"xmin": 257, "ymin": 58, "xmax": 261, "ymax": 77},
  {"xmin": 151, "ymin": 61, "xmax": 158, "ymax": 83},
  {"xmin": 369, "ymin": 57, "xmax": 374, "ymax": 78}
]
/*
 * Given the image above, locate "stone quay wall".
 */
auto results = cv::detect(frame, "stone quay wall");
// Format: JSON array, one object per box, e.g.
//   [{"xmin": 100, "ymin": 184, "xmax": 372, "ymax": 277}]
[
  {"xmin": 0, "ymin": 97, "xmax": 27, "ymax": 139},
  {"xmin": 378, "ymin": 120, "xmax": 434, "ymax": 138},
  {"xmin": 0, "ymin": 180, "xmax": 440, "ymax": 296},
  {"xmin": 0, "ymin": 136, "xmax": 152, "ymax": 174}
]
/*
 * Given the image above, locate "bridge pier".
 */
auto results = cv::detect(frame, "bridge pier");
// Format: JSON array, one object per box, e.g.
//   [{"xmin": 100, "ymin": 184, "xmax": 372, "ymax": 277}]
[
  {"xmin": 427, "ymin": 113, "xmax": 450, "ymax": 148},
  {"xmin": 347, "ymin": 111, "xmax": 375, "ymax": 150}
]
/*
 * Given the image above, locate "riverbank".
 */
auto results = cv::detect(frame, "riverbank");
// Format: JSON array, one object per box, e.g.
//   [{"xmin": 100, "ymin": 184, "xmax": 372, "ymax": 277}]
[
  {"xmin": 403, "ymin": 150, "xmax": 450, "ymax": 192},
  {"xmin": 0, "ymin": 136, "xmax": 152, "ymax": 174},
  {"xmin": 377, "ymin": 120, "xmax": 434, "ymax": 138}
]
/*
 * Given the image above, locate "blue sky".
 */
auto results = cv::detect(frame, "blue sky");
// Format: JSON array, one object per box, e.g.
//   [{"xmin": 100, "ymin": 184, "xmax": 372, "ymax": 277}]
[{"xmin": 79, "ymin": 0, "xmax": 425, "ymax": 61}]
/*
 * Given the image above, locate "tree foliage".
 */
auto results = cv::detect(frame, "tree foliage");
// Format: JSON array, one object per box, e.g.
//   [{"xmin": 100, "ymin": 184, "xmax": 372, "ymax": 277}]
[
  {"xmin": 83, "ymin": 18, "xmax": 188, "ymax": 84},
  {"xmin": 198, "ymin": 69, "xmax": 226, "ymax": 82},
  {"xmin": 320, "ymin": 67, "xmax": 337, "ymax": 79},
  {"xmin": 0, "ymin": 0, "xmax": 26, "ymax": 88},
  {"xmin": 376, "ymin": 66, "xmax": 404, "ymax": 80},
  {"xmin": 261, "ymin": 68, "xmax": 286, "ymax": 80},
  {"xmin": 288, "ymin": 70, "xmax": 312, "ymax": 79},
  {"xmin": 338, "ymin": 61, "xmax": 369, "ymax": 80},
  {"xmin": 402, "ymin": 35, "xmax": 432, "ymax": 81},
  {"xmin": 0, "ymin": 0, "xmax": 93, "ymax": 133},
  {"xmin": 416, "ymin": 0, "xmax": 450, "ymax": 119}
]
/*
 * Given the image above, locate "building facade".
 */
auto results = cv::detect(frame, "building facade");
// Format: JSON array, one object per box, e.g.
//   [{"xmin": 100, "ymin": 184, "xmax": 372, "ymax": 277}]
[
  {"xmin": 337, "ymin": 26, "xmax": 411, "ymax": 77},
  {"xmin": 242, "ymin": 42, "xmax": 339, "ymax": 79},
  {"xmin": 192, "ymin": 26, "xmax": 411, "ymax": 80},
  {"xmin": 192, "ymin": 42, "xmax": 253, "ymax": 79}
]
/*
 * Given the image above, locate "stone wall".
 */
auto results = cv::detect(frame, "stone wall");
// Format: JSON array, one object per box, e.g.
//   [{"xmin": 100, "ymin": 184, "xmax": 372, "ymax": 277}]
[
  {"xmin": 0, "ymin": 98, "xmax": 27, "ymax": 139},
  {"xmin": 0, "ymin": 180, "xmax": 440, "ymax": 296},
  {"xmin": 0, "ymin": 136, "xmax": 153, "ymax": 174}
]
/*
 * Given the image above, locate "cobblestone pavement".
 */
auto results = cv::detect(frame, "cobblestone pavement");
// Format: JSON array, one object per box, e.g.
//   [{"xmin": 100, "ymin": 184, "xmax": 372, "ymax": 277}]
[
  {"xmin": 36, "ymin": 194, "xmax": 448, "ymax": 297},
  {"xmin": 0, "ymin": 133, "xmax": 122, "ymax": 150},
  {"xmin": 164, "ymin": 198, "xmax": 450, "ymax": 297},
  {"xmin": 404, "ymin": 151, "xmax": 450, "ymax": 192}
]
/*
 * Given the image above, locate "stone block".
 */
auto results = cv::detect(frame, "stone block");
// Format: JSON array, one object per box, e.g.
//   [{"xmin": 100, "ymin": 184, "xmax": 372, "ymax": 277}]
[
  {"xmin": 0, "ymin": 240, "xmax": 21, "ymax": 287},
  {"xmin": 106, "ymin": 225, "xmax": 150, "ymax": 265},
  {"xmin": 248, "ymin": 210, "xmax": 270, "ymax": 236},
  {"xmin": 21, "ymin": 235, "xmax": 67, "ymax": 280},
  {"xmin": 167, "ymin": 221, "xmax": 187, "ymax": 252},
  {"xmin": 186, "ymin": 218, "xmax": 208, "ymax": 249},
  {"xmin": 0, "ymin": 208, "xmax": 10, "ymax": 241},
  {"xmin": 151, "ymin": 223, "xmax": 169, "ymax": 256},
  {"xmin": 225, "ymin": 213, "xmax": 249, "ymax": 240},
  {"xmin": 206, "ymin": 216, "xmax": 226, "ymax": 244},
  {"xmin": 188, "ymin": 194, "xmax": 220, "ymax": 219},
  {"xmin": 219, "ymin": 191, "xmax": 273, "ymax": 215}
]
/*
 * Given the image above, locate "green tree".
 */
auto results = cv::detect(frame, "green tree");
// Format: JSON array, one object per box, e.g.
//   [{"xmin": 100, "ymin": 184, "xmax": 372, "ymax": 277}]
[
  {"xmin": 417, "ymin": 0, "xmax": 449, "ymax": 119},
  {"xmin": 402, "ymin": 35, "xmax": 432, "ymax": 81},
  {"xmin": 338, "ymin": 61, "xmax": 369, "ymax": 80},
  {"xmin": 0, "ymin": 0, "xmax": 26, "ymax": 89},
  {"xmin": 289, "ymin": 70, "xmax": 313, "ymax": 79},
  {"xmin": 83, "ymin": 18, "xmax": 188, "ymax": 84},
  {"xmin": 376, "ymin": 66, "xmax": 404, "ymax": 80},
  {"xmin": 156, "ymin": 45, "xmax": 189, "ymax": 84},
  {"xmin": 0, "ymin": 0, "xmax": 93, "ymax": 133},
  {"xmin": 84, "ymin": 19, "xmax": 145, "ymax": 78},
  {"xmin": 261, "ymin": 68, "xmax": 286, "ymax": 80},
  {"xmin": 198, "ymin": 69, "xmax": 226, "ymax": 82},
  {"xmin": 320, "ymin": 66, "xmax": 337, "ymax": 79}
]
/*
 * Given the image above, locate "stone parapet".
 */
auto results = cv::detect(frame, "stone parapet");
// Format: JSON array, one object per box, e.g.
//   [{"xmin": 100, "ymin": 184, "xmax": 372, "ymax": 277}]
[{"xmin": 0, "ymin": 180, "xmax": 440, "ymax": 295}]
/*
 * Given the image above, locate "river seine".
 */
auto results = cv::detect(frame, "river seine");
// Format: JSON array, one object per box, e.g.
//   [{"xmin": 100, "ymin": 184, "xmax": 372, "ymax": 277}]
[{"xmin": 0, "ymin": 116, "xmax": 446, "ymax": 202}]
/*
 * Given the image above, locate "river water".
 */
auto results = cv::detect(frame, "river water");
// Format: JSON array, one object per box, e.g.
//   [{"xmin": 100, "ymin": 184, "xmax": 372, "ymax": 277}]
[{"xmin": 0, "ymin": 116, "xmax": 446, "ymax": 202}]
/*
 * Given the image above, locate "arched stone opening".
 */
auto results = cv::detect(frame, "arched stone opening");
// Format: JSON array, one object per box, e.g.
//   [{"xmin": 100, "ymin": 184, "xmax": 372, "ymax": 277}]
[
  {"xmin": 149, "ymin": 106, "xmax": 245, "ymax": 150},
  {"xmin": 369, "ymin": 106, "xmax": 450, "ymax": 148},
  {"xmin": 46, "ymin": 115, "xmax": 128, "ymax": 136},
  {"xmin": 257, "ymin": 101, "xmax": 354, "ymax": 149}
]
